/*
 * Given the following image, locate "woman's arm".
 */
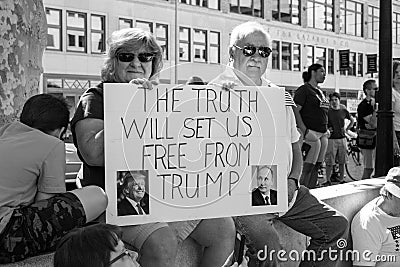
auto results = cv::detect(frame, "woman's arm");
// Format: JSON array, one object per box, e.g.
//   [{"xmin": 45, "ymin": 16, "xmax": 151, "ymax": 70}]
[{"xmin": 75, "ymin": 118, "xmax": 105, "ymax": 166}]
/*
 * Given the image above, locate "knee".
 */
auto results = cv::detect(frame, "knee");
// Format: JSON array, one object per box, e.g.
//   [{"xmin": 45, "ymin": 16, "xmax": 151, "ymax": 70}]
[
  {"xmin": 327, "ymin": 215, "xmax": 348, "ymax": 242},
  {"xmin": 141, "ymin": 227, "xmax": 178, "ymax": 261},
  {"xmin": 86, "ymin": 185, "xmax": 108, "ymax": 210}
]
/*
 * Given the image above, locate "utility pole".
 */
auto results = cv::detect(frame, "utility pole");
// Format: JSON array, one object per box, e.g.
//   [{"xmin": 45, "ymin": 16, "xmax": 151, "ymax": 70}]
[{"xmin": 375, "ymin": 0, "xmax": 394, "ymax": 176}]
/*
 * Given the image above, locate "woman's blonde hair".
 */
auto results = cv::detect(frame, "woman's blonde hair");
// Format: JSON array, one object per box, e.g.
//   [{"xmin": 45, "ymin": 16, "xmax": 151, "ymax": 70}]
[{"xmin": 101, "ymin": 28, "xmax": 163, "ymax": 82}]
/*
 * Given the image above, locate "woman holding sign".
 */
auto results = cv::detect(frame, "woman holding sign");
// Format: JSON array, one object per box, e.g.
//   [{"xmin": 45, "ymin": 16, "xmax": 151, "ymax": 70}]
[
  {"xmin": 210, "ymin": 21, "xmax": 347, "ymax": 267},
  {"xmin": 71, "ymin": 28, "xmax": 235, "ymax": 267}
]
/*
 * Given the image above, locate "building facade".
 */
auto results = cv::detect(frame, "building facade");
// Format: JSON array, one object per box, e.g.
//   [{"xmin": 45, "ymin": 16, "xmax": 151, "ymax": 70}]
[{"xmin": 42, "ymin": 0, "xmax": 400, "ymax": 114}]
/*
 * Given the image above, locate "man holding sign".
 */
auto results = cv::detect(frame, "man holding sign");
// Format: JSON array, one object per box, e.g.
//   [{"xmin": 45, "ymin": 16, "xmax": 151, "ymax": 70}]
[{"xmin": 210, "ymin": 21, "xmax": 348, "ymax": 266}]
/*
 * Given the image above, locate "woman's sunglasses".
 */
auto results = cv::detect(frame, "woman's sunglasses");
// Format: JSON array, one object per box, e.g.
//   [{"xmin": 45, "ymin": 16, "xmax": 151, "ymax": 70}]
[
  {"xmin": 233, "ymin": 45, "xmax": 272, "ymax": 58},
  {"xmin": 117, "ymin": 52, "xmax": 155, "ymax": 63}
]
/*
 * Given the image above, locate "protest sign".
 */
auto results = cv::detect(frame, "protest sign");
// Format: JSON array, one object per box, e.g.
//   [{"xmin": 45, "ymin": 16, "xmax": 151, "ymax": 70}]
[{"xmin": 104, "ymin": 84, "xmax": 289, "ymax": 225}]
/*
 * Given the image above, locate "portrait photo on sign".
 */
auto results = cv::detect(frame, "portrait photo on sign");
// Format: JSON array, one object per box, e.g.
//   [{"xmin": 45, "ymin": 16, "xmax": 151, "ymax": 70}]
[
  {"xmin": 116, "ymin": 170, "xmax": 149, "ymax": 216},
  {"xmin": 251, "ymin": 165, "xmax": 278, "ymax": 206}
]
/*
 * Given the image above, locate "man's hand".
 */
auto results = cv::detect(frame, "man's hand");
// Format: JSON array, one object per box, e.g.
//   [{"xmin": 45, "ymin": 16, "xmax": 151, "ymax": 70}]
[
  {"xmin": 287, "ymin": 178, "xmax": 298, "ymax": 203},
  {"xmin": 221, "ymin": 81, "xmax": 237, "ymax": 91}
]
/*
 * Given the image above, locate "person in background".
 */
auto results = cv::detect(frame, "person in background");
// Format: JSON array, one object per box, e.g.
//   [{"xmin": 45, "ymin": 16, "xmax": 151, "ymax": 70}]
[
  {"xmin": 210, "ymin": 21, "xmax": 347, "ymax": 267},
  {"xmin": 71, "ymin": 28, "xmax": 235, "ymax": 267},
  {"xmin": 0, "ymin": 94, "xmax": 107, "ymax": 264},
  {"xmin": 357, "ymin": 80, "xmax": 378, "ymax": 179},
  {"xmin": 351, "ymin": 167, "xmax": 400, "ymax": 267},
  {"xmin": 294, "ymin": 63, "xmax": 330, "ymax": 189},
  {"xmin": 391, "ymin": 61, "xmax": 400, "ymax": 165},
  {"xmin": 323, "ymin": 92, "xmax": 355, "ymax": 185},
  {"xmin": 186, "ymin": 75, "xmax": 206, "ymax": 85}
]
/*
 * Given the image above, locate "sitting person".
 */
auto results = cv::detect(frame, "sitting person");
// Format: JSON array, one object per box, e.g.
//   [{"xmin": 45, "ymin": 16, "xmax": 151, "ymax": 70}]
[
  {"xmin": 252, "ymin": 166, "xmax": 277, "ymax": 206},
  {"xmin": 54, "ymin": 223, "xmax": 140, "ymax": 267},
  {"xmin": 0, "ymin": 94, "xmax": 107, "ymax": 264},
  {"xmin": 210, "ymin": 21, "xmax": 348, "ymax": 266},
  {"xmin": 351, "ymin": 167, "xmax": 400, "ymax": 267},
  {"xmin": 118, "ymin": 171, "xmax": 149, "ymax": 216},
  {"xmin": 55, "ymin": 223, "xmax": 249, "ymax": 267}
]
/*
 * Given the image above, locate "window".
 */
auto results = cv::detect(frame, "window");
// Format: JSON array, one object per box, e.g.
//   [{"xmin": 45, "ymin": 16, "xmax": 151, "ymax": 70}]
[
  {"xmin": 307, "ymin": 0, "xmax": 334, "ymax": 31},
  {"xmin": 272, "ymin": 0, "xmax": 300, "ymax": 25},
  {"xmin": 91, "ymin": 15, "xmax": 105, "ymax": 54},
  {"xmin": 230, "ymin": 0, "xmax": 263, "ymax": 17},
  {"xmin": 272, "ymin": 41, "xmax": 280, "ymax": 70},
  {"xmin": 119, "ymin": 18, "xmax": 133, "ymax": 29},
  {"xmin": 328, "ymin": 48, "xmax": 334, "ymax": 74},
  {"xmin": 306, "ymin": 45, "xmax": 314, "ymax": 68},
  {"xmin": 136, "ymin": 20, "xmax": 153, "ymax": 33},
  {"xmin": 179, "ymin": 27, "xmax": 191, "ymax": 61},
  {"xmin": 156, "ymin": 24, "xmax": 168, "ymax": 60},
  {"xmin": 368, "ymin": 6, "xmax": 379, "ymax": 40},
  {"xmin": 315, "ymin": 47, "xmax": 326, "ymax": 70},
  {"xmin": 66, "ymin": 11, "xmax": 87, "ymax": 52},
  {"xmin": 357, "ymin": 53, "xmax": 363, "ymax": 77},
  {"xmin": 180, "ymin": 0, "xmax": 220, "ymax": 9},
  {"xmin": 46, "ymin": 8, "xmax": 62, "ymax": 51},
  {"xmin": 209, "ymin": 31, "xmax": 220, "ymax": 63},
  {"xmin": 282, "ymin": 42, "xmax": 291, "ymax": 70},
  {"xmin": 340, "ymin": 0, "xmax": 363, "ymax": 37},
  {"xmin": 194, "ymin": 29, "xmax": 207, "ymax": 63},
  {"xmin": 394, "ymin": 13, "xmax": 400, "ymax": 44},
  {"xmin": 293, "ymin": 44, "xmax": 301, "ymax": 71}
]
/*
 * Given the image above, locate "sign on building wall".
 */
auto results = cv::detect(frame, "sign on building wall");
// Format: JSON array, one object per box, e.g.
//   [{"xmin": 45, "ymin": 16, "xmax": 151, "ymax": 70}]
[
  {"xmin": 104, "ymin": 84, "xmax": 289, "ymax": 226},
  {"xmin": 339, "ymin": 50, "xmax": 350, "ymax": 70},
  {"xmin": 367, "ymin": 54, "xmax": 378, "ymax": 74}
]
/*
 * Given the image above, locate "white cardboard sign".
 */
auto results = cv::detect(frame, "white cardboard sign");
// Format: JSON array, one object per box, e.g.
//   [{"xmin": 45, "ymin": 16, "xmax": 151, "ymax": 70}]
[{"xmin": 104, "ymin": 84, "xmax": 289, "ymax": 226}]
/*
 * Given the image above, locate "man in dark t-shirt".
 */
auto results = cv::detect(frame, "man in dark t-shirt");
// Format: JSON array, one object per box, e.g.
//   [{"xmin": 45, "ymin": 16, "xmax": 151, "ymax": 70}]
[
  {"xmin": 324, "ymin": 92, "xmax": 354, "ymax": 185},
  {"xmin": 357, "ymin": 80, "xmax": 378, "ymax": 179}
]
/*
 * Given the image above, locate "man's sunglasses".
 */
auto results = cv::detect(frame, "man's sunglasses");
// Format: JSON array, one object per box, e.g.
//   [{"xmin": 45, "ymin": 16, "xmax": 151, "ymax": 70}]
[
  {"xmin": 117, "ymin": 52, "xmax": 155, "ymax": 63},
  {"xmin": 233, "ymin": 45, "xmax": 272, "ymax": 58}
]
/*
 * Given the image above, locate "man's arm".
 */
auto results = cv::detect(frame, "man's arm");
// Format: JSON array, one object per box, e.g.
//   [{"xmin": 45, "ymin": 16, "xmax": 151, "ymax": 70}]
[
  {"xmin": 288, "ymin": 141, "xmax": 302, "ymax": 201},
  {"xmin": 346, "ymin": 115, "xmax": 355, "ymax": 132},
  {"xmin": 74, "ymin": 118, "xmax": 104, "ymax": 166}
]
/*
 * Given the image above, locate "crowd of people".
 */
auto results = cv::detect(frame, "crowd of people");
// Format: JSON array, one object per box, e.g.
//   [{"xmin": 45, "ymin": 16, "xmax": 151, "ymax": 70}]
[{"xmin": 1, "ymin": 19, "xmax": 400, "ymax": 267}]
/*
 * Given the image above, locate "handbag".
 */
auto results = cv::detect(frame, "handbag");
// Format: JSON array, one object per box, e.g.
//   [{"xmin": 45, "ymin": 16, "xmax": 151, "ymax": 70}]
[{"xmin": 356, "ymin": 129, "xmax": 376, "ymax": 149}]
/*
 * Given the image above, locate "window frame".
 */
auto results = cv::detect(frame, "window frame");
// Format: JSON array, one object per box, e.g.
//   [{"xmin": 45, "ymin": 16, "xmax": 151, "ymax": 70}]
[
  {"xmin": 66, "ymin": 10, "xmax": 87, "ymax": 53},
  {"xmin": 307, "ymin": 0, "xmax": 334, "ymax": 31},
  {"xmin": 230, "ymin": 0, "xmax": 264, "ymax": 18},
  {"xmin": 179, "ymin": 26, "xmax": 191, "ymax": 62},
  {"xmin": 90, "ymin": 14, "xmax": 106, "ymax": 54},
  {"xmin": 272, "ymin": 0, "xmax": 300, "ymax": 25},
  {"xmin": 46, "ymin": 7, "xmax": 63, "ymax": 51},
  {"xmin": 209, "ymin": 31, "xmax": 220, "ymax": 64},
  {"xmin": 340, "ymin": 0, "xmax": 363, "ymax": 37}
]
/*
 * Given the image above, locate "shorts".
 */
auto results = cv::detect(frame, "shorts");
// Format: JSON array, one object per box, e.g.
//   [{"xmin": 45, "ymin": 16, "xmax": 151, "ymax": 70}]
[
  {"xmin": 0, "ymin": 192, "xmax": 86, "ymax": 264},
  {"xmin": 361, "ymin": 148, "xmax": 375, "ymax": 169},
  {"xmin": 122, "ymin": 219, "xmax": 201, "ymax": 251},
  {"xmin": 325, "ymin": 138, "xmax": 348, "ymax": 165}
]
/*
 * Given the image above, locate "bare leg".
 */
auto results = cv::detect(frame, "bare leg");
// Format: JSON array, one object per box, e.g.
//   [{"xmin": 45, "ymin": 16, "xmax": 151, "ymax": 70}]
[
  {"xmin": 135, "ymin": 227, "xmax": 178, "ymax": 267},
  {"xmin": 189, "ymin": 218, "xmax": 235, "ymax": 267},
  {"xmin": 325, "ymin": 164, "xmax": 333, "ymax": 182},
  {"xmin": 70, "ymin": 185, "xmax": 107, "ymax": 222},
  {"xmin": 338, "ymin": 163, "xmax": 345, "ymax": 181}
]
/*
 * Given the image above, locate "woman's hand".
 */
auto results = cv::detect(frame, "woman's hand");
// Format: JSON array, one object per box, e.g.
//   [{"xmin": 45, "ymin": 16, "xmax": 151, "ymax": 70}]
[{"xmin": 129, "ymin": 78, "xmax": 158, "ymax": 90}]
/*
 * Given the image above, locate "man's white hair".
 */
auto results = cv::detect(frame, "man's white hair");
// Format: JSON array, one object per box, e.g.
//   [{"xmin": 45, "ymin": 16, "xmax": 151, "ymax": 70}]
[{"xmin": 229, "ymin": 21, "xmax": 271, "ymax": 48}]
